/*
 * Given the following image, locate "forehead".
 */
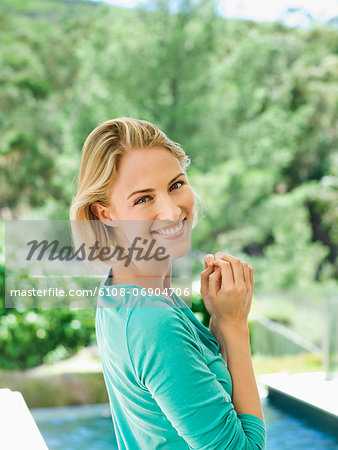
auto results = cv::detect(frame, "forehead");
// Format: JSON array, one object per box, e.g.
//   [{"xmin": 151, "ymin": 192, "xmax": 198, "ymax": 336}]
[{"xmin": 115, "ymin": 147, "xmax": 182, "ymax": 187}]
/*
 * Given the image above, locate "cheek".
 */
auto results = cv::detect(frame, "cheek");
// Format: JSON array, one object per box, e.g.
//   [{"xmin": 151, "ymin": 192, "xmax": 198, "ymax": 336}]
[
  {"xmin": 184, "ymin": 189, "xmax": 196, "ymax": 211},
  {"xmin": 116, "ymin": 221, "xmax": 150, "ymax": 245}
]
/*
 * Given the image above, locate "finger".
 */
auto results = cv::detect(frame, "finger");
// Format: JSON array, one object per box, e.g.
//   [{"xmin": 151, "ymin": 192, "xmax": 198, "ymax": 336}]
[
  {"xmin": 200, "ymin": 265, "xmax": 214, "ymax": 298},
  {"xmin": 242, "ymin": 262, "xmax": 250, "ymax": 290},
  {"xmin": 204, "ymin": 254, "xmax": 214, "ymax": 270},
  {"xmin": 213, "ymin": 259, "xmax": 234, "ymax": 288},
  {"xmin": 214, "ymin": 252, "xmax": 234, "ymax": 280},
  {"xmin": 215, "ymin": 253, "xmax": 244, "ymax": 285},
  {"xmin": 202, "ymin": 254, "xmax": 215, "ymax": 297},
  {"xmin": 208, "ymin": 265, "xmax": 221, "ymax": 298}
]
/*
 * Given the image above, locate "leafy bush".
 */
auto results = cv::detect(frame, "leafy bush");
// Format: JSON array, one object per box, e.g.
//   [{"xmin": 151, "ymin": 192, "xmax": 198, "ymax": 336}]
[{"xmin": 0, "ymin": 304, "xmax": 96, "ymax": 370}]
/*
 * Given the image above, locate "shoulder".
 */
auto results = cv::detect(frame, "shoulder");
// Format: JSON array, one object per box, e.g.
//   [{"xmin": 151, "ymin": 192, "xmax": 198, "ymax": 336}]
[
  {"xmin": 125, "ymin": 298, "xmax": 205, "ymax": 389},
  {"xmin": 96, "ymin": 287, "xmax": 184, "ymax": 328},
  {"xmin": 128, "ymin": 295, "xmax": 186, "ymax": 324},
  {"xmin": 126, "ymin": 298, "xmax": 198, "ymax": 352}
]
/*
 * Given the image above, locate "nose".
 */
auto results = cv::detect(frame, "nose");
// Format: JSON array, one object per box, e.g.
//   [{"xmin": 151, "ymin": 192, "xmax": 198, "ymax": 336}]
[{"xmin": 155, "ymin": 194, "xmax": 181, "ymax": 221}]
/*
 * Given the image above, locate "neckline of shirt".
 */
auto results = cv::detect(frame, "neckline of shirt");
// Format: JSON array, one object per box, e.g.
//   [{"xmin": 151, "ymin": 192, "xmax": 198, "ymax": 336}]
[{"xmin": 103, "ymin": 268, "xmax": 189, "ymax": 309}]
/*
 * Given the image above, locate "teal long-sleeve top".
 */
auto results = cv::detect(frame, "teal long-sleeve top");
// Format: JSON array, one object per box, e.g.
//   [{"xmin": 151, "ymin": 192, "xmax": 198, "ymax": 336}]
[{"xmin": 95, "ymin": 275, "xmax": 266, "ymax": 449}]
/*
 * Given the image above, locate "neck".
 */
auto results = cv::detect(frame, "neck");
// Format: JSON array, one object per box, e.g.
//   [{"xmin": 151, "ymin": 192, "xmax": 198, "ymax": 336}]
[{"xmin": 110, "ymin": 257, "xmax": 173, "ymax": 293}]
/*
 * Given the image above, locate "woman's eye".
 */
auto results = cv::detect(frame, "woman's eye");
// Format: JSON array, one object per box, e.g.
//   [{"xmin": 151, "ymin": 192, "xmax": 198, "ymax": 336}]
[
  {"xmin": 134, "ymin": 195, "xmax": 151, "ymax": 205},
  {"xmin": 170, "ymin": 181, "xmax": 185, "ymax": 190},
  {"xmin": 134, "ymin": 181, "xmax": 185, "ymax": 205}
]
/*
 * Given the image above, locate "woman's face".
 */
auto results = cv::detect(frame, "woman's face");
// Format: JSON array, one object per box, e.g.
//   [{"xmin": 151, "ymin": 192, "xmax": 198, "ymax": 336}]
[{"xmin": 93, "ymin": 147, "xmax": 195, "ymax": 260}]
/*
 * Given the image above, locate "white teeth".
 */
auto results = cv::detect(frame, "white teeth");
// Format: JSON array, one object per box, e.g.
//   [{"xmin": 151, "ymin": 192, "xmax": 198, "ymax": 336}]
[{"xmin": 156, "ymin": 221, "xmax": 184, "ymax": 235}]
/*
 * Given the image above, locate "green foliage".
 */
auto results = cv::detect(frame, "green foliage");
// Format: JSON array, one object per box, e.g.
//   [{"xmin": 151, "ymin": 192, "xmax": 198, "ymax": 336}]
[
  {"xmin": 0, "ymin": 0, "xmax": 337, "ymax": 368},
  {"xmin": 0, "ymin": 307, "xmax": 96, "ymax": 370}
]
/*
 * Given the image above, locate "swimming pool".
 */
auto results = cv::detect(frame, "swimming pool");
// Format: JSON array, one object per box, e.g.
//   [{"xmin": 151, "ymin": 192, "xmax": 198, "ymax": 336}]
[{"xmin": 31, "ymin": 398, "xmax": 338, "ymax": 449}]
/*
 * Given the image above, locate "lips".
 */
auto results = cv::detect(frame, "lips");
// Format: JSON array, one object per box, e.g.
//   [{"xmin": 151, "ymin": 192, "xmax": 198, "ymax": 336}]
[
  {"xmin": 151, "ymin": 218, "xmax": 186, "ymax": 238},
  {"xmin": 151, "ymin": 217, "xmax": 186, "ymax": 233}
]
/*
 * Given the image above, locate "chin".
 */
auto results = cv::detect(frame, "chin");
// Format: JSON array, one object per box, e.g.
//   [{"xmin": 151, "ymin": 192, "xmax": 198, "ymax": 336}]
[
  {"xmin": 170, "ymin": 242, "xmax": 191, "ymax": 259},
  {"xmin": 156, "ymin": 218, "xmax": 193, "ymax": 260}
]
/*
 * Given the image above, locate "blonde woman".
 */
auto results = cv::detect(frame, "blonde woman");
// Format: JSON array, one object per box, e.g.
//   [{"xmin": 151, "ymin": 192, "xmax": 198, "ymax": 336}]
[{"xmin": 70, "ymin": 118, "xmax": 266, "ymax": 449}]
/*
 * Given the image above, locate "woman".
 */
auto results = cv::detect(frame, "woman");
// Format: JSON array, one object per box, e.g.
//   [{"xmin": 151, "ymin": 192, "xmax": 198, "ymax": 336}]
[{"xmin": 70, "ymin": 117, "xmax": 266, "ymax": 449}]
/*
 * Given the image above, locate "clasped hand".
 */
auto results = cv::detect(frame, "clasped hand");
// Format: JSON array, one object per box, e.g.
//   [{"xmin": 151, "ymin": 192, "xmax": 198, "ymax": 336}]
[{"xmin": 200, "ymin": 252, "xmax": 254, "ymax": 329}]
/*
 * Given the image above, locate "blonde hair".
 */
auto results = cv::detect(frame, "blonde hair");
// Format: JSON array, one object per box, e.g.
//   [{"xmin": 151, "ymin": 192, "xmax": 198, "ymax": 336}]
[{"xmin": 69, "ymin": 117, "xmax": 204, "ymax": 268}]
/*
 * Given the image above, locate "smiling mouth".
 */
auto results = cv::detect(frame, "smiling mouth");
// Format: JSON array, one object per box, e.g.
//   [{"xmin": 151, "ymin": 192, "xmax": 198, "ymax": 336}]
[{"xmin": 151, "ymin": 218, "xmax": 186, "ymax": 237}]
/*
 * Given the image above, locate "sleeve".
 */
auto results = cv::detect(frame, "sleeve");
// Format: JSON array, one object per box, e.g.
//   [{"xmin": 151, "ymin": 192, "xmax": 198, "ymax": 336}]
[{"xmin": 126, "ymin": 306, "xmax": 266, "ymax": 450}]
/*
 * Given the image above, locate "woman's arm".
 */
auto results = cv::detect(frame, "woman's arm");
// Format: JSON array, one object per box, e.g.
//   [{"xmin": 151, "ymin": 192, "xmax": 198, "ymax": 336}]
[
  {"xmin": 209, "ymin": 315, "xmax": 228, "ymax": 365},
  {"xmin": 205, "ymin": 258, "xmax": 228, "ymax": 364},
  {"xmin": 218, "ymin": 320, "xmax": 264, "ymax": 421},
  {"xmin": 201, "ymin": 253, "xmax": 265, "ymax": 423},
  {"xmin": 210, "ymin": 315, "xmax": 264, "ymax": 420}
]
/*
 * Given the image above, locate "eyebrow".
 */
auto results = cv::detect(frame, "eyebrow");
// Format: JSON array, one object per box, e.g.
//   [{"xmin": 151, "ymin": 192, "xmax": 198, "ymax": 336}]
[{"xmin": 127, "ymin": 172, "xmax": 186, "ymax": 200}]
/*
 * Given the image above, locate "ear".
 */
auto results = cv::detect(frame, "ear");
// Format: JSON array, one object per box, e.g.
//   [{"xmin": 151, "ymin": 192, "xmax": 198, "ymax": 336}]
[{"xmin": 90, "ymin": 202, "xmax": 115, "ymax": 223}]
